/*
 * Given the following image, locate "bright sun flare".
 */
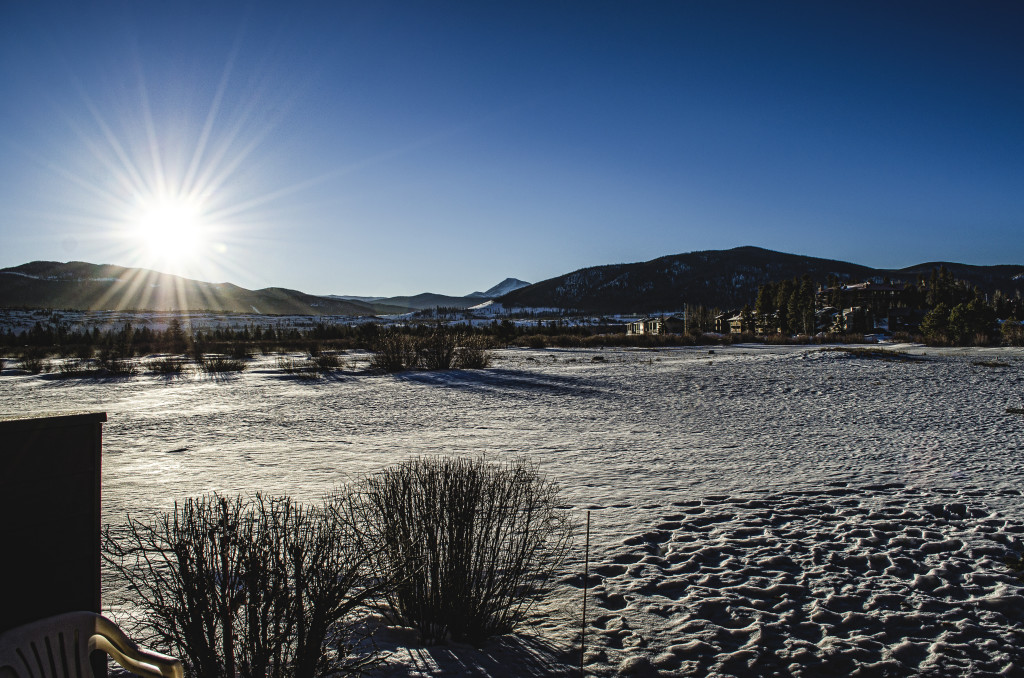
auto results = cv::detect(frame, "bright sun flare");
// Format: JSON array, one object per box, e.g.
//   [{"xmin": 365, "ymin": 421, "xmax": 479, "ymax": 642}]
[{"xmin": 133, "ymin": 197, "xmax": 207, "ymax": 264}]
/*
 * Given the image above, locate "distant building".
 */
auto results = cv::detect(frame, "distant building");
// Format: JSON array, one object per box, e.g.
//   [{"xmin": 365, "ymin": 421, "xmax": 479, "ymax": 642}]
[
  {"xmin": 626, "ymin": 318, "xmax": 663, "ymax": 335},
  {"xmin": 662, "ymin": 314, "xmax": 688, "ymax": 334},
  {"xmin": 819, "ymin": 281, "xmax": 903, "ymax": 316},
  {"xmin": 727, "ymin": 313, "xmax": 754, "ymax": 334},
  {"xmin": 833, "ymin": 307, "xmax": 870, "ymax": 334},
  {"xmin": 626, "ymin": 314, "xmax": 689, "ymax": 335}
]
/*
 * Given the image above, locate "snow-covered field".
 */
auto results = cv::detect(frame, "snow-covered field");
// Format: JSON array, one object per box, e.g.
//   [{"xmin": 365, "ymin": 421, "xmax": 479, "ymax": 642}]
[{"xmin": 3, "ymin": 344, "xmax": 1024, "ymax": 676}]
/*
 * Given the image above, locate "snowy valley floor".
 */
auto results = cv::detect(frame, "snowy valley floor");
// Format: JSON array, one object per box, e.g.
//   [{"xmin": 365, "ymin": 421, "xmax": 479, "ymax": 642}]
[{"xmin": 4, "ymin": 344, "xmax": 1024, "ymax": 676}]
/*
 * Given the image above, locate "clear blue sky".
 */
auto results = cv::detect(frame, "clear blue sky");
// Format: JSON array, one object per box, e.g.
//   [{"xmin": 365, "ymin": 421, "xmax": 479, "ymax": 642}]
[{"xmin": 1, "ymin": 1, "xmax": 1022, "ymax": 296}]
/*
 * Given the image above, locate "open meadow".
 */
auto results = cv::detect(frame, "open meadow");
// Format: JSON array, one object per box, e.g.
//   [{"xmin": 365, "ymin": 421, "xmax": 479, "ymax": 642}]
[{"xmin": 4, "ymin": 344, "xmax": 1024, "ymax": 676}]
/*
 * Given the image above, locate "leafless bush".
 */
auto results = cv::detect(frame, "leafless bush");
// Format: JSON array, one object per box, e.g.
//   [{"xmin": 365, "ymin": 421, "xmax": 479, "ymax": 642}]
[
  {"xmin": 352, "ymin": 456, "xmax": 574, "ymax": 645},
  {"xmin": 147, "ymin": 357, "xmax": 189, "ymax": 375},
  {"xmin": 311, "ymin": 351, "xmax": 343, "ymax": 371},
  {"xmin": 19, "ymin": 350, "xmax": 48, "ymax": 374},
  {"xmin": 455, "ymin": 336, "xmax": 491, "ymax": 369},
  {"xmin": 201, "ymin": 356, "xmax": 247, "ymax": 373},
  {"xmin": 277, "ymin": 356, "xmax": 321, "ymax": 380},
  {"xmin": 277, "ymin": 352, "xmax": 344, "ymax": 380},
  {"xmin": 103, "ymin": 494, "xmax": 385, "ymax": 678},
  {"xmin": 103, "ymin": 357, "xmax": 140, "ymax": 376},
  {"xmin": 229, "ymin": 342, "xmax": 254, "ymax": 359},
  {"xmin": 525, "ymin": 335, "xmax": 548, "ymax": 349},
  {"xmin": 369, "ymin": 329, "xmax": 417, "ymax": 372},
  {"xmin": 56, "ymin": 359, "xmax": 96, "ymax": 377},
  {"xmin": 417, "ymin": 327, "xmax": 459, "ymax": 370}
]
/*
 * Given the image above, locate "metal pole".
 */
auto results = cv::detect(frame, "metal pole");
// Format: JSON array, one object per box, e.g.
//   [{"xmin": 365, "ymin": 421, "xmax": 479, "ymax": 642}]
[{"xmin": 580, "ymin": 510, "xmax": 591, "ymax": 677}]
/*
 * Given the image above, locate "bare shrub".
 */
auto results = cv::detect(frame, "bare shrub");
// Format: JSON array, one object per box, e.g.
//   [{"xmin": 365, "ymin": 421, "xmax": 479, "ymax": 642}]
[
  {"xmin": 201, "ymin": 356, "xmax": 247, "ymax": 373},
  {"xmin": 229, "ymin": 342, "xmax": 254, "ymax": 359},
  {"xmin": 417, "ymin": 327, "xmax": 459, "ymax": 370},
  {"xmin": 353, "ymin": 456, "xmax": 574, "ymax": 645},
  {"xmin": 277, "ymin": 355, "xmax": 319, "ymax": 379},
  {"xmin": 312, "ymin": 351, "xmax": 343, "ymax": 371},
  {"xmin": 369, "ymin": 329, "xmax": 417, "ymax": 372},
  {"xmin": 148, "ymin": 356, "xmax": 189, "ymax": 375},
  {"xmin": 56, "ymin": 358, "xmax": 95, "ymax": 377},
  {"xmin": 455, "ymin": 336, "xmax": 491, "ymax": 369},
  {"xmin": 103, "ymin": 493, "xmax": 385, "ymax": 678},
  {"xmin": 525, "ymin": 335, "xmax": 547, "ymax": 349},
  {"xmin": 19, "ymin": 350, "xmax": 48, "ymax": 374},
  {"xmin": 104, "ymin": 357, "xmax": 140, "ymax": 376},
  {"xmin": 95, "ymin": 345, "xmax": 139, "ymax": 376}
]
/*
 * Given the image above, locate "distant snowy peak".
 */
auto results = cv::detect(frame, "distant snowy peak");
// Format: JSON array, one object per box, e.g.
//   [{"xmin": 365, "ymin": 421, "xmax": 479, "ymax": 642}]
[{"xmin": 468, "ymin": 278, "xmax": 531, "ymax": 299}]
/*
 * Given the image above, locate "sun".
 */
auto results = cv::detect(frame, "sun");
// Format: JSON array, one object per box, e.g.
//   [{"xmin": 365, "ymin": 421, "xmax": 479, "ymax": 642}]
[{"xmin": 132, "ymin": 196, "xmax": 208, "ymax": 265}]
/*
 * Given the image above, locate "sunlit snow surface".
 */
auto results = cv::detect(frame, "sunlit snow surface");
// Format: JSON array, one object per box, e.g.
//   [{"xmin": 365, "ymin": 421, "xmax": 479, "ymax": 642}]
[{"xmin": 5, "ymin": 344, "xmax": 1024, "ymax": 676}]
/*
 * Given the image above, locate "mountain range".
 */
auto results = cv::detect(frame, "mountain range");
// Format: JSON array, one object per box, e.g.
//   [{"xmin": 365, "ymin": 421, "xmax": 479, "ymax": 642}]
[
  {"xmin": 499, "ymin": 246, "xmax": 1024, "ymax": 313},
  {"xmin": 0, "ymin": 261, "xmax": 527, "ymax": 315},
  {"xmin": 327, "ymin": 278, "xmax": 531, "ymax": 311},
  {"xmin": 2, "ymin": 248, "xmax": 1022, "ymax": 316}
]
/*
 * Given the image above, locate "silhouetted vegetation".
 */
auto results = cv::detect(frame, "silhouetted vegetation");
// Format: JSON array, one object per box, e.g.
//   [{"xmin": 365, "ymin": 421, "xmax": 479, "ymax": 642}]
[
  {"xmin": 147, "ymin": 356, "xmax": 190, "ymax": 375},
  {"xmin": 104, "ymin": 459, "xmax": 574, "ymax": 670},
  {"xmin": 200, "ymin": 355, "xmax": 247, "ymax": 373},
  {"xmin": 104, "ymin": 494, "xmax": 385, "ymax": 678},
  {"xmin": 349, "ymin": 456, "xmax": 574, "ymax": 645},
  {"xmin": 19, "ymin": 349, "xmax": 47, "ymax": 374}
]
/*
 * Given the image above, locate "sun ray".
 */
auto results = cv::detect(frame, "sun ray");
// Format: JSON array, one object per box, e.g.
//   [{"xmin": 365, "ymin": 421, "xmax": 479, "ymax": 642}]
[
  {"xmin": 184, "ymin": 29, "xmax": 244, "ymax": 194},
  {"xmin": 37, "ymin": 13, "xmax": 322, "ymax": 303}
]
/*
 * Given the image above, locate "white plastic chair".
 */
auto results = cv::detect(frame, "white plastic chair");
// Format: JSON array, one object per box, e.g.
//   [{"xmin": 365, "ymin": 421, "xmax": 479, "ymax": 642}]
[{"xmin": 0, "ymin": 611, "xmax": 182, "ymax": 678}]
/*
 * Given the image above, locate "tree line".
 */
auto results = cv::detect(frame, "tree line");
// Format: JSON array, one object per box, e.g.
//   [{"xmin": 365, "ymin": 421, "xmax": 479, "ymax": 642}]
[{"xmin": 749, "ymin": 266, "xmax": 1024, "ymax": 345}]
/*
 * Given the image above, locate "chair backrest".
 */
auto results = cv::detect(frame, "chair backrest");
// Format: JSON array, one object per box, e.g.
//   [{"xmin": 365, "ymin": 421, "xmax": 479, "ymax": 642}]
[
  {"xmin": 0, "ymin": 612, "xmax": 97, "ymax": 678},
  {"xmin": 0, "ymin": 612, "xmax": 182, "ymax": 678}
]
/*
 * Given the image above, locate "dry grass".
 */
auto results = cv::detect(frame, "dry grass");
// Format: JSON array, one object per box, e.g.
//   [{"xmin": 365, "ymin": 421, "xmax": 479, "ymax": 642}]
[{"xmin": 972, "ymin": 359, "xmax": 1011, "ymax": 368}]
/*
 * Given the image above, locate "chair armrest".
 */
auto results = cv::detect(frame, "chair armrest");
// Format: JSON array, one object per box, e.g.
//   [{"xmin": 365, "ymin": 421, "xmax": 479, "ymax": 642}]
[
  {"xmin": 91, "ymin": 635, "xmax": 183, "ymax": 678},
  {"xmin": 89, "ymin": 616, "xmax": 184, "ymax": 678}
]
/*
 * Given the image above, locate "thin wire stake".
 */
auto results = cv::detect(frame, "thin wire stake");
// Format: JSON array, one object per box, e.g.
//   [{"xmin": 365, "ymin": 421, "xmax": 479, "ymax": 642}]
[{"xmin": 580, "ymin": 509, "xmax": 591, "ymax": 678}]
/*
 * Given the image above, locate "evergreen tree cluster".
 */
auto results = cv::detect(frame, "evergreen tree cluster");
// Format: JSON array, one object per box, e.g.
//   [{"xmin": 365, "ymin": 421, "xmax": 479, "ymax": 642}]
[
  {"xmin": 750, "ymin": 265, "xmax": 1024, "ymax": 346},
  {"xmin": 754, "ymin": 274, "xmax": 816, "ymax": 336}
]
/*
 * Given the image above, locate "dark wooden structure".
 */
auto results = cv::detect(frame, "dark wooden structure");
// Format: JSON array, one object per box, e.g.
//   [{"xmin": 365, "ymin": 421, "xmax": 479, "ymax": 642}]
[{"xmin": 0, "ymin": 412, "xmax": 106, "ymax": 635}]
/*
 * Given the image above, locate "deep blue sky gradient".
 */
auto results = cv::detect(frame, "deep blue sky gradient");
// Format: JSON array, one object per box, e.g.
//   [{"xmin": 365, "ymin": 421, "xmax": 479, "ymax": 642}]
[{"xmin": 1, "ymin": 1, "xmax": 1022, "ymax": 295}]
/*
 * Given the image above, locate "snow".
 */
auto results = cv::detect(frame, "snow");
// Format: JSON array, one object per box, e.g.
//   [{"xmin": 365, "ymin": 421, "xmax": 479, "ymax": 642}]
[
  {"xmin": 0, "ymin": 309, "xmax": 382, "ymax": 334},
  {"xmin": 469, "ymin": 278, "xmax": 531, "ymax": 298},
  {"xmin": 4, "ymin": 344, "xmax": 1024, "ymax": 676},
  {"xmin": 464, "ymin": 301, "xmax": 567, "ymax": 317}
]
